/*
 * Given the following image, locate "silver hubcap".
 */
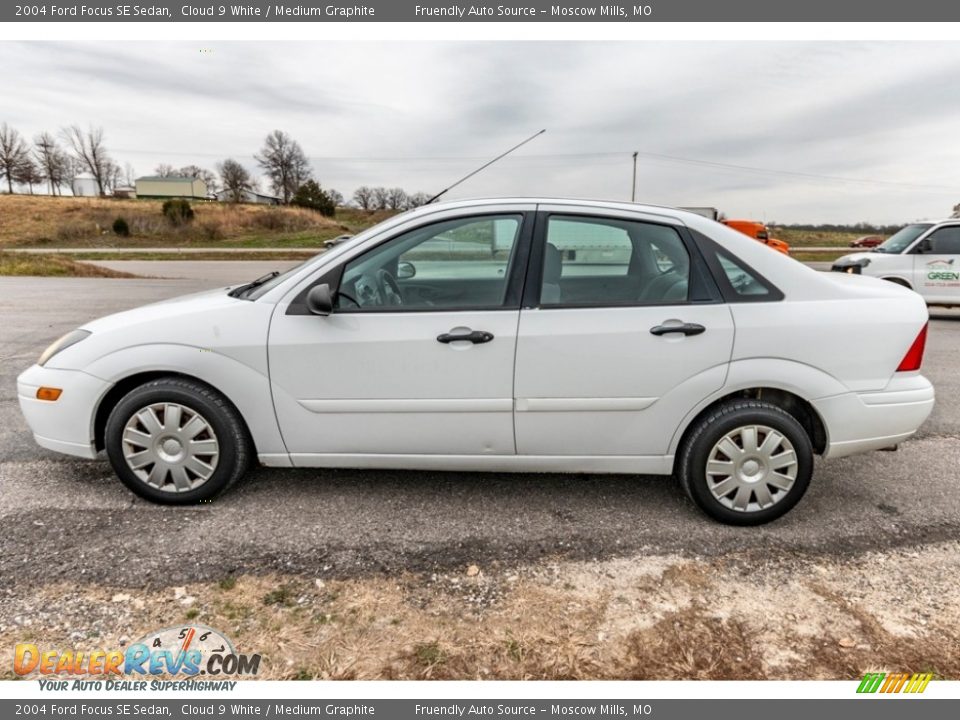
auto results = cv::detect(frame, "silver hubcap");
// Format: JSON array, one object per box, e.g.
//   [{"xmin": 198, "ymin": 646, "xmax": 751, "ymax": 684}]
[
  {"xmin": 705, "ymin": 424, "xmax": 798, "ymax": 513},
  {"xmin": 121, "ymin": 402, "xmax": 219, "ymax": 493}
]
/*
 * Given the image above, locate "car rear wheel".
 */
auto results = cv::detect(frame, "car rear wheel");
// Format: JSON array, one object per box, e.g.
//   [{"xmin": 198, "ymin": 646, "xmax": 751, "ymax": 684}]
[
  {"xmin": 104, "ymin": 378, "xmax": 251, "ymax": 504},
  {"xmin": 678, "ymin": 399, "xmax": 813, "ymax": 525}
]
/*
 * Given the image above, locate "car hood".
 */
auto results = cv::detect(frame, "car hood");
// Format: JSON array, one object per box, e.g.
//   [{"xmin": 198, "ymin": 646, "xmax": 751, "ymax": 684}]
[
  {"xmin": 833, "ymin": 251, "xmax": 873, "ymax": 265},
  {"xmin": 79, "ymin": 287, "xmax": 243, "ymax": 335}
]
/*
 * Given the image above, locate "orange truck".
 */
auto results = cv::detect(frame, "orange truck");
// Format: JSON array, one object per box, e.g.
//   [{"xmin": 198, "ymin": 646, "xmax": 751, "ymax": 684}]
[
  {"xmin": 722, "ymin": 219, "xmax": 791, "ymax": 255},
  {"xmin": 679, "ymin": 208, "xmax": 790, "ymax": 255}
]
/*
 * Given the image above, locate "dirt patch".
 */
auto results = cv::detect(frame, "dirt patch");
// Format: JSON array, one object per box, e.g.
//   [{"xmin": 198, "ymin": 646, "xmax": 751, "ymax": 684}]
[{"xmin": 2, "ymin": 541, "xmax": 957, "ymax": 681}]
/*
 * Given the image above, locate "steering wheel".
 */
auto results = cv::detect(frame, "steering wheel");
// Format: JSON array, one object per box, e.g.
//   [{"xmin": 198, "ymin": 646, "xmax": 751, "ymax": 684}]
[
  {"xmin": 353, "ymin": 273, "xmax": 382, "ymax": 307},
  {"xmin": 376, "ymin": 269, "xmax": 404, "ymax": 307}
]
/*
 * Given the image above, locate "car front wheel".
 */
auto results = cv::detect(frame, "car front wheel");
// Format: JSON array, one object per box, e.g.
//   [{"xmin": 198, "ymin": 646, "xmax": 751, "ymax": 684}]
[
  {"xmin": 104, "ymin": 378, "xmax": 251, "ymax": 504},
  {"xmin": 678, "ymin": 399, "xmax": 813, "ymax": 525}
]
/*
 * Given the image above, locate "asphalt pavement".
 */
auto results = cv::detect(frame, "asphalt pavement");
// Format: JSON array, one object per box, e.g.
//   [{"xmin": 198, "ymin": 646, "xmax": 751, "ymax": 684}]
[{"xmin": 1, "ymin": 271, "xmax": 958, "ymax": 588}]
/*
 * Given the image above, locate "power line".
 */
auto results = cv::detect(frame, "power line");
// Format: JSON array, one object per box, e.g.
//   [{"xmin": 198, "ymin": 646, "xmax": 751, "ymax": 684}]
[{"xmin": 108, "ymin": 147, "xmax": 959, "ymax": 194}]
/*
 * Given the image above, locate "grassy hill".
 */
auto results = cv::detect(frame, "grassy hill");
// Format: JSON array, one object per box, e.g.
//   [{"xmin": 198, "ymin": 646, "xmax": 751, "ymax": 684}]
[{"xmin": 0, "ymin": 195, "xmax": 394, "ymax": 249}]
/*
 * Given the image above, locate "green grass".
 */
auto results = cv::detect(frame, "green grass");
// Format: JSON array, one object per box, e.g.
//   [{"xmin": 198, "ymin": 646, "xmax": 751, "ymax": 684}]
[
  {"xmin": 262, "ymin": 585, "xmax": 297, "ymax": 607},
  {"xmin": 790, "ymin": 251, "xmax": 847, "ymax": 262},
  {"xmin": 218, "ymin": 576, "xmax": 237, "ymax": 591},
  {"xmin": 413, "ymin": 641, "xmax": 447, "ymax": 667}
]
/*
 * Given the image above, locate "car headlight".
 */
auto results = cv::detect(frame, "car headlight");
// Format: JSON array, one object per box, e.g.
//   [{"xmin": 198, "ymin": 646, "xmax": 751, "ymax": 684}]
[
  {"xmin": 38, "ymin": 329, "xmax": 91, "ymax": 367},
  {"xmin": 831, "ymin": 257, "xmax": 871, "ymax": 274}
]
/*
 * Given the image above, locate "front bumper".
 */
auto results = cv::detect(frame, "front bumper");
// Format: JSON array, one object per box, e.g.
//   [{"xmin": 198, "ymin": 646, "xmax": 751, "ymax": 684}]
[
  {"xmin": 814, "ymin": 374, "xmax": 935, "ymax": 459},
  {"xmin": 17, "ymin": 364, "xmax": 112, "ymax": 459}
]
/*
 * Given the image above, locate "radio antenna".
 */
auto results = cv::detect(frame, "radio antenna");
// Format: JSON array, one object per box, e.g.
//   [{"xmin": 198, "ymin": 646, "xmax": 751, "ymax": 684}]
[{"xmin": 425, "ymin": 128, "xmax": 546, "ymax": 204}]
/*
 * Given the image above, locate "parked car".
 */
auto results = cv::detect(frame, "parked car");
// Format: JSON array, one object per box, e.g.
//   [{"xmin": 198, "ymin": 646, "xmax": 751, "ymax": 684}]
[
  {"xmin": 849, "ymin": 235, "xmax": 884, "ymax": 248},
  {"xmin": 18, "ymin": 199, "xmax": 933, "ymax": 525},
  {"xmin": 832, "ymin": 220, "xmax": 960, "ymax": 307},
  {"xmin": 324, "ymin": 234, "xmax": 353, "ymax": 249}
]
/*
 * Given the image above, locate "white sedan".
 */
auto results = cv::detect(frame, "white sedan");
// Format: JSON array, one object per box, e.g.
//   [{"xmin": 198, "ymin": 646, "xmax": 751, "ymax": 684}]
[{"xmin": 17, "ymin": 199, "xmax": 934, "ymax": 525}]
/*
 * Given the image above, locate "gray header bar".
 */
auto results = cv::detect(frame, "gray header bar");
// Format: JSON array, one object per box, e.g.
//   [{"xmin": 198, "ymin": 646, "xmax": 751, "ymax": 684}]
[{"xmin": 6, "ymin": 0, "xmax": 960, "ymax": 22}]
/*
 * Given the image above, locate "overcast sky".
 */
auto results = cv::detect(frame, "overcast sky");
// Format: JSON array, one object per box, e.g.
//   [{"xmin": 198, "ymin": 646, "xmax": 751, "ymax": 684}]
[{"xmin": 3, "ymin": 41, "xmax": 960, "ymax": 224}]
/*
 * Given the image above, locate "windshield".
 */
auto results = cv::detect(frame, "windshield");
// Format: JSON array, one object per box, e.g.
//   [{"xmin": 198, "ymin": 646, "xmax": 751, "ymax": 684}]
[{"xmin": 873, "ymin": 223, "xmax": 932, "ymax": 254}]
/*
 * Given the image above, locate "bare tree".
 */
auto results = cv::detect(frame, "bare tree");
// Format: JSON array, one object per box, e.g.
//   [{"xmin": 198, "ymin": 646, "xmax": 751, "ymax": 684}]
[
  {"xmin": 103, "ymin": 161, "xmax": 123, "ymax": 194},
  {"xmin": 177, "ymin": 165, "xmax": 218, "ymax": 194},
  {"xmin": 406, "ymin": 191, "xmax": 432, "ymax": 209},
  {"xmin": 62, "ymin": 155, "xmax": 81, "ymax": 194},
  {"xmin": 254, "ymin": 130, "xmax": 312, "ymax": 203},
  {"xmin": 62, "ymin": 125, "xmax": 112, "ymax": 195},
  {"xmin": 34, "ymin": 132, "xmax": 73, "ymax": 195},
  {"xmin": 0, "ymin": 123, "xmax": 30, "ymax": 194},
  {"xmin": 123, "ymin": 163, "xmax": 137, "ymax": 187},
  {"xmin": 386, "ymin": 187, "xmax": 408, "ymax": 210},
  {"xmin": 372, "ymin": 186, "xmax": 389, "ymax": 210},
  {"xmin": 326, "ymin": 188, "xmax": 344, "ymax": 207},
  {"xmin": 353, "ymin": 185, "xmax": 375, "ymax": 211},
  {"xmin": 14, "ymin": 157, "xmax": 44, "ymax": 194},
  {"xmin": 217, "ymin": 158, "xmax": 254, "ymax": 203},
  {"xmin": 154, "ymin": 163, "xmax": 176, "ymax": 177}
]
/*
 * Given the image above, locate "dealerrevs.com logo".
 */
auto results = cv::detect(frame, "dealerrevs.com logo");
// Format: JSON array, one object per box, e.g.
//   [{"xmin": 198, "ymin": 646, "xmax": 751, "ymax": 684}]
[
  {"xmin": 14, "ymin": 625, "xmax": 261, "ymax": 683},
  {"xmin": 857, "ymin": 672, "xmax": 933, "ymax": 694}
]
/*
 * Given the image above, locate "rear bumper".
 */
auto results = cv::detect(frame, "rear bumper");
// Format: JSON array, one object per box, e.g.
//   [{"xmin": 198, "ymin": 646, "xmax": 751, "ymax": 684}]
[
  {"xmin": 17, "ymin": 364, "xmax": 111, "ymax": 460},
  {"xmin": 814, "ymin": 374, "xmax": 935, "ymax": 459}
]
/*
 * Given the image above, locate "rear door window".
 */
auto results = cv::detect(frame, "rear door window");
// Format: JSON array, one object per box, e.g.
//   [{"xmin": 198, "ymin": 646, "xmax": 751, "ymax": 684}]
[{"xmin": 538, "ymin": 216, "xmax": 691, "ymax": 306}]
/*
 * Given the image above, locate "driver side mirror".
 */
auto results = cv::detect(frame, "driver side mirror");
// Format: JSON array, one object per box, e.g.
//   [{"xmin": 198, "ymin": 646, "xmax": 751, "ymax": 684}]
[
  {"xmin": 397, "ymin": 261, "xmax": 416, "ymax": 280},
  {"xmin": 915, "ymin": 238, "xmax": 933, "ymax": 254},
  {"xmin": 306, "ymin": 283, "xmax": 334, "ymax": 316}
]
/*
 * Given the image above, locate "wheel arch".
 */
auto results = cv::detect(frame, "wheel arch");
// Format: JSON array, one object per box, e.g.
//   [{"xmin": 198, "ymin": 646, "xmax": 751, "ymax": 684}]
[
  {"xmin": 93, "ymin": 371, "xmax": 256, "ymax": 454},
  {"xmin": 83, "ymin": 343, "xmax": 287, "ymax": 458},
  {"xmin": 670, "ymin": 386, "xmax": 828, "ymax": 475},
  {"xmin": 880, "ymin": 275, "xmax": 912, "ymax": 289}
]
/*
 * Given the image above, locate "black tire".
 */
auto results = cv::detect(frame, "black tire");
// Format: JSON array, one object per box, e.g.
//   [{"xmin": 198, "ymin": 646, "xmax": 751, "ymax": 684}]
[
  {"xmin": 677, "ymin": 399, "xmax": 813, "ymax": 526},
  {"xmin": 104, "ymin": 377, "xmax": 251, "ymax": 504}
]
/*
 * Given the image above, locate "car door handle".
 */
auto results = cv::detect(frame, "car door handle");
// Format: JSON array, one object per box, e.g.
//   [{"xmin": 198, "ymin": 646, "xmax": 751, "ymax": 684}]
[
  {"xmin": 437, "ymin": 330, "xmax": 494, "ymax": 344},
  {"xmin": 649, "ymin": 323, "xmax": 706, "ymax": 337}
]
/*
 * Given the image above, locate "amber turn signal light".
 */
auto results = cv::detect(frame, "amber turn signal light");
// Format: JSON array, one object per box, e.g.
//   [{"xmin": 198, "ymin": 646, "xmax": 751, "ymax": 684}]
[{"xmin": 36, "ymin": 387, "xmax": 62, "ymax": 401}]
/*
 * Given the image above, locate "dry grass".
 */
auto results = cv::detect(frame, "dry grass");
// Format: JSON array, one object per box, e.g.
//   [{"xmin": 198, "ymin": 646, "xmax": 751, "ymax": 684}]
[
  {"xmin": 0, "ymin": 251, "xmax": 139, "ymax": 277},
  {"xmin": 775, "ymin": 228, "xmax": 866, "ymax": 248},
  {"xmin": 3, "ymin": 543, "xmax": 958, "ymax": 682},
  {"xmin": 0, "ymin": 195, "xmax": 371, "ymax": 249}
]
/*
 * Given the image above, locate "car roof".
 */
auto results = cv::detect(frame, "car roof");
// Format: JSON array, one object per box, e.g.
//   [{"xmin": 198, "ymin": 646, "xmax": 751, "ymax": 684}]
[{"xmin": 410, "ymin": 196, "xmax": 696, "ymax": 221}]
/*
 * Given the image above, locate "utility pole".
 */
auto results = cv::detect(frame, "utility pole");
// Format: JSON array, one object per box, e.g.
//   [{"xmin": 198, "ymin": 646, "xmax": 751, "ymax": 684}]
[{"xmin": 631, "ymin": 151, "xmax": 638, "ymax": 202}]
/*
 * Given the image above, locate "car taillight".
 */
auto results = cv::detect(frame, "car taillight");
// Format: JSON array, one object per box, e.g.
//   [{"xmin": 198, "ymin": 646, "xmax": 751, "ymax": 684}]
[{"xmin": 896, "ymin": 323, "xmax": 928, "ymax": 372}]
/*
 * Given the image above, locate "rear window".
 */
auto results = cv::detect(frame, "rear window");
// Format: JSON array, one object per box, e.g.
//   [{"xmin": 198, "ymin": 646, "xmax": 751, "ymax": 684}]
[
  {"xmin": 693, "ymin": 229, "xmax": 784, "ymax": 303},
  {"xmin": 717, "ymin": 255, "xmax": 771, "ymax": 297}
]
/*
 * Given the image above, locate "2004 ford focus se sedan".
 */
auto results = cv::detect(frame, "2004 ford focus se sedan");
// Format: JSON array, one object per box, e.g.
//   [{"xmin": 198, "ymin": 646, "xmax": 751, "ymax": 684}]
[{"xmin": 17, "ymin": 199, "xmax": 934, "ymax": 524}]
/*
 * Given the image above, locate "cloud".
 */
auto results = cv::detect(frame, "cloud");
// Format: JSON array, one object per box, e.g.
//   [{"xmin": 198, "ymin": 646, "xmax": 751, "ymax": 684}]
[{"xmin": 1, "ymin": 40, "xmax": 958, "ymax": 223}]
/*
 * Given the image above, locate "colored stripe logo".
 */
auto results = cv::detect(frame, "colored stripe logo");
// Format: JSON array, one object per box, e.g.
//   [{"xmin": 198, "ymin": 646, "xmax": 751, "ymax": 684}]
[{"xmin": 857, "ymin": 672, "xmax": 933, "ymax": 694}]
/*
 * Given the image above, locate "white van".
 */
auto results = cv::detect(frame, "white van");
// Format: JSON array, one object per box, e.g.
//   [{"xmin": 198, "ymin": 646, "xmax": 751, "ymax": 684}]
[{"xmin": 833, "ymin": 220, "xmax": 960, "ymax": 307}]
